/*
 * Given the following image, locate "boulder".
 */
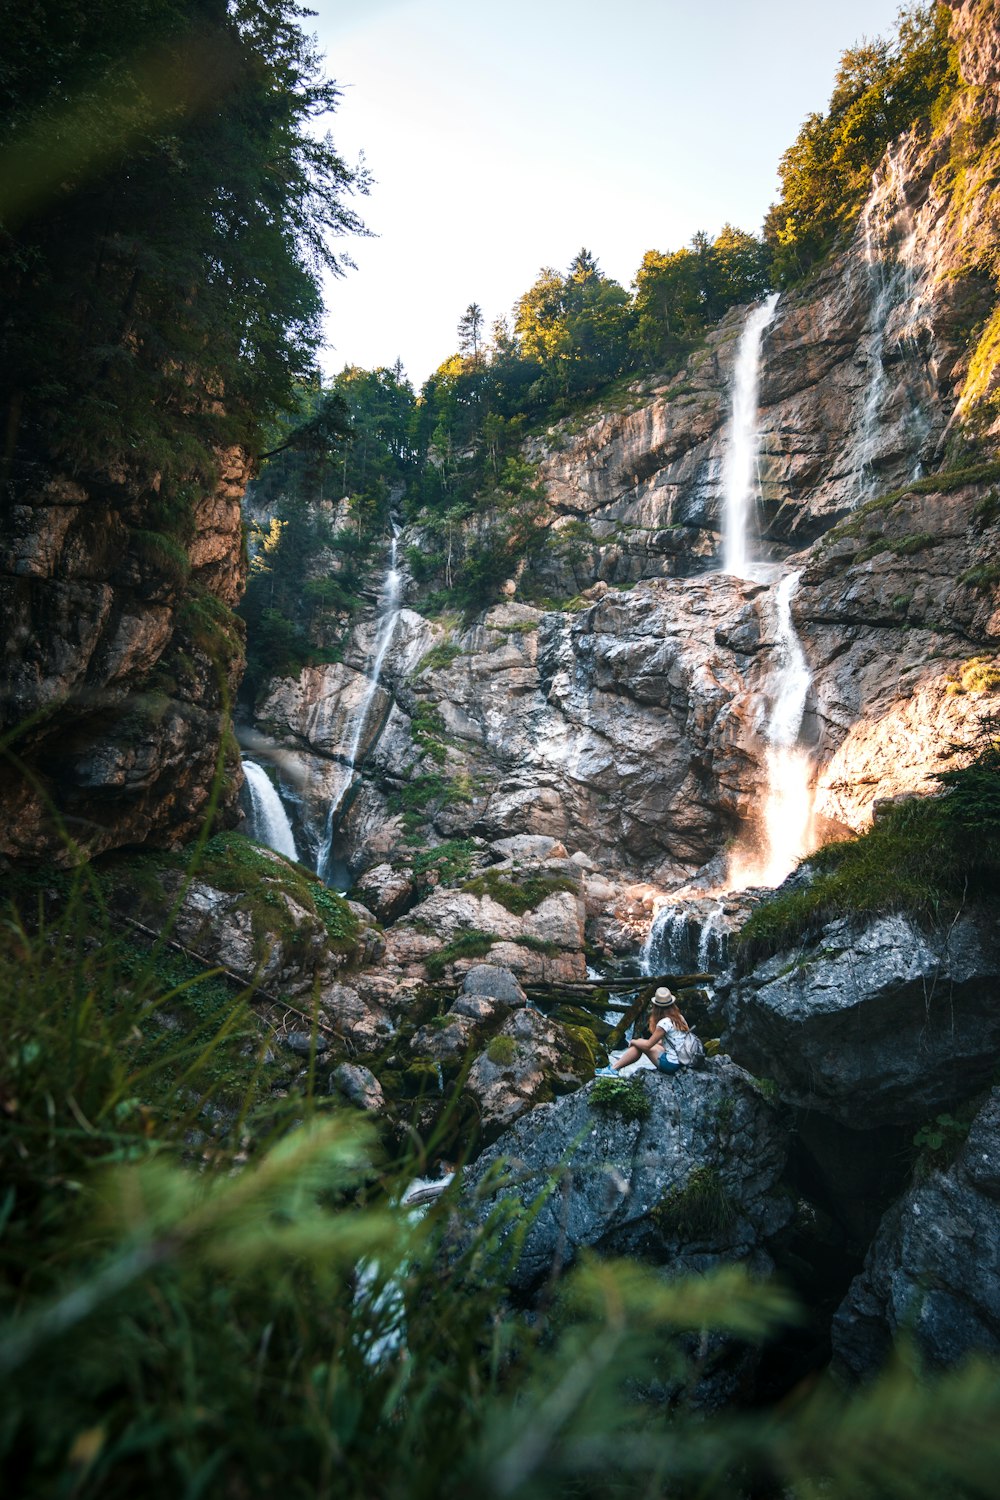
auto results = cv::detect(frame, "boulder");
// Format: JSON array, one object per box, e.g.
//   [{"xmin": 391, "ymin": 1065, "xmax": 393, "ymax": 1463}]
[
  {"xmin": 463, "ymin": 1006, "xmax": 594, "ymax": 1136},
  {"xmin": 353, "ymin": 862, "xmax": 415, "ymax": 924},
  {"xmin": 331, "ymin": 1063, "xmax": 386, "ymax": 1113},
  {"xmin": 832, "ymin": 1088, "xmax": 1000, "ymax": 1378},
  {"xmin": 461, "ymin": 1058, "xmax": 790, "ymax": 1291},
  {"xmin": 461, "ymin": 964, "xmax": 528, "ymax": 1006},
  {"xmin": 718, "ymin": 909, "xmax": 1000, "ymax": 1129}
]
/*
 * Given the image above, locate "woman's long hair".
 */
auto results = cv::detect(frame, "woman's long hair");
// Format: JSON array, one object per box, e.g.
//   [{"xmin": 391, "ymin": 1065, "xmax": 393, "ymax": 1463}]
[{"xmin": 651, "ymin": 1001, "xmax": 690, "ymax": 1032}]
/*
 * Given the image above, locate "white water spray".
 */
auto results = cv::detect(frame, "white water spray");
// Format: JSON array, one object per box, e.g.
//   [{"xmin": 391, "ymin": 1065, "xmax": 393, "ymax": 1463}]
[
  {"xmin": 242, "ymin": 759, "xmax": 299, "ymax": 860},
  {"xmin": 318, "ymin": 528, "xmax": 403, "ymax": 883},
  {"xmin": 728, "ymin": 570, "xmax": 815, "ymax": 889},
  {"xmin": 721, "ymin": 291, "xmax": 780, "ymax": 579}
]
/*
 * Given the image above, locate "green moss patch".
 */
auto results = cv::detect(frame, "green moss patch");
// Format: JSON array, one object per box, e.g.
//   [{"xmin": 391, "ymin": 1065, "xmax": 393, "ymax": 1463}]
[
  {"xmin": 486, "ymin": 1035, "xmax": 517, "ymax": 1066},
  {"xmin": 588, "ymin": 1075, "xmax": 651, "ymax": 1123},
  {"xmin": 462, "ymin": 868, "xmax": 578, "ymax": 915},
  {"xmin": 424, "ymin": 929, "xmax": 497, "ymax": 981}
]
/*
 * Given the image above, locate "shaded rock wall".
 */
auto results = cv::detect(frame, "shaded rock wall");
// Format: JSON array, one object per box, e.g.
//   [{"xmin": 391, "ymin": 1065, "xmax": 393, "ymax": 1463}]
[{"xmin": 0, "ymin": 452, "xmax": 249, "ymax": 863}]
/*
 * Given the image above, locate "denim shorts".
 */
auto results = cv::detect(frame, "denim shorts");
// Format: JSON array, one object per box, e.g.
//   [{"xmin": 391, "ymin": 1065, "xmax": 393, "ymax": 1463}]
[{"xmin": 656, "ymin": 1052, "xmax": 680, "ymax": 1074}]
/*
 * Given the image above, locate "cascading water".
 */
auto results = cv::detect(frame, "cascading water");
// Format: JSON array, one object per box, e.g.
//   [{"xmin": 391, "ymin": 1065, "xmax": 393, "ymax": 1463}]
[
  {"xmin": 317, "ymin": 527, "xmax": 403, "ymax": 884},
  {"xmin": 640, "ymin": 906, "xmax": 692, "ymax": 975},
  {"xmin": 242, "ymin": 759, "xmax": 299, "ymax": 860},
  {"xmin": 715, "ymin": 294, "xmax": 817, "ymax": 889},
  {"xmin": 720, "ymin": 290, "xmax": 780, "ymax": 580},
  {"xmin": 855, "ymin": 145, "xmax": 934, "ymax": 500},
  {"xmin": 729, "ymin": 570, "xmax": 815, "ymax": 889}
]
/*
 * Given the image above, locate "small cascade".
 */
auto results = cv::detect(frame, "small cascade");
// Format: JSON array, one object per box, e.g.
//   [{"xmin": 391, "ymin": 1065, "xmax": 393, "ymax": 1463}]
[
  {"xmin": 729, "ymin": 570, "xmax": 815, "ymax": 889},
  {"xmin": 720, "ymin": 291, "xmax": 780, "ymax": 580},
  {"xmin": 855, "ymin": 146, "xmax": 934, "ymax": 501},
  {"xmin": 242, "ymin": 759, "xmax": 299, "ymax": 861},
  {"xmin": 318, "ymin": 527, "xmax": 403, "ymax": 884},
  {"xmin": 640, "ymin": 905, "xmax": 694, "ymax": 975},
  {"xmin": 697, "ymin": 901, "xmax": 727, "ymax": 972}
]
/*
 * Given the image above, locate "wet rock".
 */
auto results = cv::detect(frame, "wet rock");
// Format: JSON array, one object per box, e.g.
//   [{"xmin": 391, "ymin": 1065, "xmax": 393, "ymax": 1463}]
[
  {"xmin": 832, "ymin": 1087, "xmax": 1000, "ymax": 1378},
  {"xmin": 718, "ymin": 909, "xmax": 1000, "ymax": 1130},
  {"xmin": 332, "ymin": 1063, "xmax": 385, "ymax": 1113},
  {"xmin": 462, "ymin": 1057, "xmax": 790, "ymax": 1291}
]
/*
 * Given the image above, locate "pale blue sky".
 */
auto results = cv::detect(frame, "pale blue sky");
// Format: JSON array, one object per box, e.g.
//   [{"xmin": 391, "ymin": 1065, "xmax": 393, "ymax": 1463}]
[{"xmin": 310, "ymin": 0, "xmax": 905, "ymax": 385}]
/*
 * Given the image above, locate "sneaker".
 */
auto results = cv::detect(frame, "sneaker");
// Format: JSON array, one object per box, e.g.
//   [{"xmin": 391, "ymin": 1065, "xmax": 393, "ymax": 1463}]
[{"xmin": 594, "ymin": 1066, "xmax": 618, "ymax": 1077}]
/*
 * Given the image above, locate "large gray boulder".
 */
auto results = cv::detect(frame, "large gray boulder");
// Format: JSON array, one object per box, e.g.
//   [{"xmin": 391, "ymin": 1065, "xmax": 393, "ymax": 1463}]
[
  {"xmin": 461, "ymin": 1057, "xmax": 790, "ymax": 1291},
  {"xmin": 718, "ymin": 909, "xmax": 1000, "ymax": 1130},
  {"xmin": 832, "ymin": 1088, "xmax": 1000, "ymax": 1378}
]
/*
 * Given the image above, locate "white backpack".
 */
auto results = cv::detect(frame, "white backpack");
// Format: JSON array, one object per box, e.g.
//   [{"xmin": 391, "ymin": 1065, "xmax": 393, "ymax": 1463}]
[{"xmin": 663, "ymin": 1029, "xmax": 706, "ymax": 1069}]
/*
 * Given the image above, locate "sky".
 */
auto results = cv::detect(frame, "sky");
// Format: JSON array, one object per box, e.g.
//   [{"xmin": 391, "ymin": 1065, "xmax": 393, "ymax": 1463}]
[{"xmin": 309, "ymin": 0, "xmax": 905, "ymax": 388}]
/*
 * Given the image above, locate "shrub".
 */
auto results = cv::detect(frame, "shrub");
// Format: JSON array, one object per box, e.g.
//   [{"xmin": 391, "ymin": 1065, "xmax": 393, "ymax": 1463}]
[
  {"xmin": 588, "ymin": 1075, "xmax": 652, "ymax": 1122},
  {"xmin": 462, "ymin": 869, "xmax": 579, "ymax": 916},
  {"xmin": 652, "ymin": 1166, "xmax": 737, "ymax": 1240},
  {"xmin": 424, "ymin": 929, "xmax": 497, "ymax": 980}
]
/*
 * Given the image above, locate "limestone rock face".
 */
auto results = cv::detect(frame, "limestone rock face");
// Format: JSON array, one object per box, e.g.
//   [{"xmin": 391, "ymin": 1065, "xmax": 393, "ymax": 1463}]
[
  {"xmin": 0, "ymin": 453, "xmax": 248, "ymax": 863},
  {"xmin": 717, "ymin": 910, "xmax": 1000, "ymax": 1130},
  {"xmin": 462, "ymin": 1059, "xmax": 790, "ymax": 1291},
  {"xmin": 832, "ymin": 1087, "xmax": 1000, "ymax": 1377}
]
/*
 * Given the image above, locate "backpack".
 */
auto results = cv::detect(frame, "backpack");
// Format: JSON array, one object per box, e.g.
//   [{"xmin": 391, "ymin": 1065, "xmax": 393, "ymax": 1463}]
[{"xmin": 663, "ymin": 1029, "xmax": 706, "ymax": 1069}]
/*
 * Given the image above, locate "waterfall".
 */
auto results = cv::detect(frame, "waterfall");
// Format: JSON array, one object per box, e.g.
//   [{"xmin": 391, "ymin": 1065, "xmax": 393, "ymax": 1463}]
[
  {"xmin": 728, "ymin": 570, "xmax": 815, "ymax": 889},
  {"xmin": 318, "ymin": 528, "xmax": 403, "ymax": 884},
  {"xmin": 855, "ymin": 147, "xmax": 933, "ymax": 502},
  {"xmin": 697, "ymin": 901, "xmax": 727, "ymax": 971},
  {"xmin": 720, "ymin": 291, "xmax": 780, "ymax": 579},
  {"xmin": 640, "ymin": 906, "xmax": 692, "ymax": 975},
  {"xmin": 242, "ymin": 759, "xmax": 299, "ymax": 861}
]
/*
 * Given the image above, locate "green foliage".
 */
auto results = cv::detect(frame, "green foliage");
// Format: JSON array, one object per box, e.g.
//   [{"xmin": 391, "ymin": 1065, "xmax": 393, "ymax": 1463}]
[
  {"xmin": 631, "ymin": 225, "xmax": 772, "ymax": 368},
  {"xmin": 10, "ymin": 863, "xmax": 1000, "ymax": 1495},
  {"xmin": 765, "ymin": 4, "xmax": 959, "ymax": 281},
  {"xmin": 1, "ymin": 0, "xmax": 367, "ymax": 506},
  {"xmin": 128, "ymin": 528, "xmax": 192, "ymax": 590},
  {"xmin": 945, "ymin": 657, "xmax": 1000, "ymax": 694},
  {"xmin": 855, "ymin": 529, "xmax": 939, "ymax": 563},
  {"xmin": 462, "ymin": 868, "xmax": 579, "ymax": 916},
  {"xmin": 410, "ymin": 839, "xmax": 480, "ymax": 890},
  {"xmin": 736, "ymin": 735, "xmax": 1000, "ymax": 964},
  {"xmin": 486, "ymin": 1035, "xmax": 517, "ymax": 1067},
  {"xmin": 913, "ymin": 1109, "xmax": 970, "ymax": 1161},
  {"xmin": 959, "ymin": 563, "xmax": 1000, "ymax": 593},
  {"xmin": 652, "ymin": 1166, "xmax": 737, "ymax": 1240},
  {"xmin": 415, "ymin": 642, "xmax": 465, "ymax": 674},
  {"xmin": 424, "ymin": 929, "xmax": 497, "ymax": 981},
  {"xmin": 588, "ymin": 1076, "xmax": 652, "ymax": 1122}
]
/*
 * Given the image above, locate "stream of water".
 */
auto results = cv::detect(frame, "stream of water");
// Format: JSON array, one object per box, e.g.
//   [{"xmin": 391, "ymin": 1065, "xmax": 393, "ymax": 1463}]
[
  {"xmin": 317, "ymin": 527, "xmax": 403, "ymax": 885},
  {"xmin": 720, "ymin": 290, "xmax": 780, "ymax": 580},
  {"xmin": 242, "ymin": 759, "xmax": 299, "ymax": 860}
]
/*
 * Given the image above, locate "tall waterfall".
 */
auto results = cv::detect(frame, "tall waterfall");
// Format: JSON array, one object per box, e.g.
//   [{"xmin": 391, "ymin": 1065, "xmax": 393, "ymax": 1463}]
[
  {"xmin": 242, "ymin": 759, "xmax": 299, "ymax": 860},
  {"xmin": 729, "ymin": 569, "xmax": 815, "ymax": 889},
  {"xmin": 318, "ymin": 528, "xmax": 403, "ymax": 884},
  {"xmin": 720, "ymin": 291, "xmax": 780, "ymax": 579}
]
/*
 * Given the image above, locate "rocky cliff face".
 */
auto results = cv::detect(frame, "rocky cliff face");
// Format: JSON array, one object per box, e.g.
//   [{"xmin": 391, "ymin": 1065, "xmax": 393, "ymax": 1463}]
[
  {"xmin": 0, "ymin": 452, "xmax": 249, "ymax": 863},
  {"xmin": 248, "ymin": 3, "xmax": 1000, "ymax": 904}
]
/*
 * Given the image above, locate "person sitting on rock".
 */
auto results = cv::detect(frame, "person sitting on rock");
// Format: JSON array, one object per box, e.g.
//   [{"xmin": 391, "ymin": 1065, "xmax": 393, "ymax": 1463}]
[{"xmin": 606, "ymin": 988, "xmax": 690, "ymax": 1074}]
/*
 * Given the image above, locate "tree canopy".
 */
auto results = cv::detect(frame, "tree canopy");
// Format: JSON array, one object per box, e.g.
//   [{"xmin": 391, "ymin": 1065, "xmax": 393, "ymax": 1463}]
[
  {"xmin": 0, "ymin": 0, "xmax": 367, "ymax": 519},
  {"xmin": 764, "ymin": 2, "xmax": 958, "ymax": 281}
]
